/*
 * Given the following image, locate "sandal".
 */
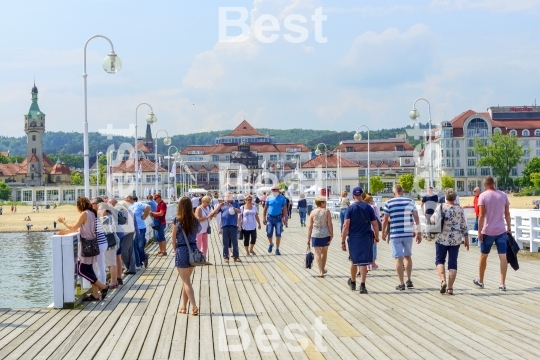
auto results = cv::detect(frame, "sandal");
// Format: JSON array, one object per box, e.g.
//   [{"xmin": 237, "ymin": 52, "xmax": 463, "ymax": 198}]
[
  {"xmin": 179, "ymin": 307, "xmax": 187, "ymax": 314},
  {"xmin": 192, "ymin": 306, "xmax": 199, "ymax": 316},
  {"xmin": 83, "ymin": 294, "xmax": 100, "ymax": 301},
  {"xmin": 447, "ymin": 288, "xmax": 454, "ymax": 295},
  {"xmin": 440, "ymin": 281, "xmax": 447, "ymax": 294}
]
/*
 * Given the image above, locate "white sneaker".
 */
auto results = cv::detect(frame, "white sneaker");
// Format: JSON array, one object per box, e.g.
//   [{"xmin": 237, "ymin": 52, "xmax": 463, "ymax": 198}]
[{"xmin": 499, "ymin": 285, "xmax": 507, "ymax": 291}]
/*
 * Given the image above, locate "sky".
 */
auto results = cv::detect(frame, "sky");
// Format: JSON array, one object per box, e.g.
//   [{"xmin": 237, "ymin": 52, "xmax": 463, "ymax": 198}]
[{"xmin": 1, "ymin": 0, "xmax": 540, "ymax": 138}]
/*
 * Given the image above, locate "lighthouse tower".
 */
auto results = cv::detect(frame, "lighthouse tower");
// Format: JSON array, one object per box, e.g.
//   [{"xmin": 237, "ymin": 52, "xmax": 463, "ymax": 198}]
[{"xmin": 24, "ymin": 83, "xmax": 45, "ymax": 186}]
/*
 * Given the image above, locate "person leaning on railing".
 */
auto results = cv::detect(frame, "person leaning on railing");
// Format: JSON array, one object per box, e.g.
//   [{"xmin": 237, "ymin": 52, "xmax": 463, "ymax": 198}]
[{"xmin": 57, "ymin": 196, "xmax": 110, "ymax": 301}]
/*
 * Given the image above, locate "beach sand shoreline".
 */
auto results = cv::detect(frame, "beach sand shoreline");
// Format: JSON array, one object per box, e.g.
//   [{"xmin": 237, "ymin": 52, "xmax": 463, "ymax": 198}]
[{"xmin": 0, "ymin": 204, "xmax": 78, "ymax": 234}]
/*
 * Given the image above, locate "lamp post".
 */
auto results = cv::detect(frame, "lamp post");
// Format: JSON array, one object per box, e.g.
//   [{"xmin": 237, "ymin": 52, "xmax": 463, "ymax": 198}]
[
  {"xmin": 292, "ymin": 154, "xmax": 302, "ymax": 194},
  {"xmin": 354, "ymin": 125, "xmax": 370, "ymax": 193},
  {"xmin": 315, "ymin": 143, "xmax": 328, "ymax": 200},
  {"xmin": 153, "ymin": 129, "xmax": 172, "ymax": 194},
  {"xmin": 409, "ymin": 98, "xmax": 433, "ymax": 188},
  {"xmin": 96, "ymin": 151, "xmax": 103, "ymax": 197},
  {"xmin": 83, "ymin": 35, "xmax": 122, "ymax": 198},
  {"xmin": 167, "ymin": 146, "xmax": 179, "ymax": 201},
  {"xmin": 135, "ymin": 103, "xmax": 157, "ymax": 197}
]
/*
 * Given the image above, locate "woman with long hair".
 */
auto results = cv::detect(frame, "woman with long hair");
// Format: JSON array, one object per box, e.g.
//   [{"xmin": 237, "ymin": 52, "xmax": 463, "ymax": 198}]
[
  {"xmin": 339, "ymin": 190, "xmax": 350, "ymax": 233},
  {"xmin": 172, "ymin": 197, "xmax": 200, "ymax": 315},
  {"xmin": 57, "ymin": 196, "xmax": 110, "ymax": 301}
]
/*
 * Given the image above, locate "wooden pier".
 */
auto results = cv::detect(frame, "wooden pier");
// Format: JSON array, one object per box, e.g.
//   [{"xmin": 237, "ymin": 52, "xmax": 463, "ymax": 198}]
[{"xmin": 2, "ymin": 217, "xmax": 540, "ymax": 359}]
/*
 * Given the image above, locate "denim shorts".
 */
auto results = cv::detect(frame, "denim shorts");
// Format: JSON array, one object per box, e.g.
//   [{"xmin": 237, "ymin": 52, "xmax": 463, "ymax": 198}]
[
  {"xmin": 390, "ymin": 236, "xmax": 413, "ymax": 258},
  {"xmin": 435, "ymin": 242, "xmax": 460, "ymax": 270},
  {"xmin": 266, "ymin": 215, "xmax": 283, "ymax": 238},
  {"xmin": 480, "ymin": 232, "xmax": 507, "ymax": 255},
  {"xmin": 155, "ymin": 222, "xmax": 166, "ymax": 242}
]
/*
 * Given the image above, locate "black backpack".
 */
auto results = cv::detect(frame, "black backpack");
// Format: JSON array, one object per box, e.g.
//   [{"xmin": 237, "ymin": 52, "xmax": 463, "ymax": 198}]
[
  {"xmin": 117, "ymin": 209, "xmax": 127, "ymax": 225},
  {"xmin": 255, "ymin": 197, "xmax": 260, "ymax": 204}
]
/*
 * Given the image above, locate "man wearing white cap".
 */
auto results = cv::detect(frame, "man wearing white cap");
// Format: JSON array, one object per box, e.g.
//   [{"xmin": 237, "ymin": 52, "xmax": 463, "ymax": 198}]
[{"xmin": 263, "ymin": 185, "xmax": 288, "ymax": 255}]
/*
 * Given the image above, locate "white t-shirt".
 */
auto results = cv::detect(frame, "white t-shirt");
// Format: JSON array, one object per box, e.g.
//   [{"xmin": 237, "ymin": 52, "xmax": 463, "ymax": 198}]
[
  {"xmin": 197, "ymin": 205, "xmax": 210, "ymax": 234},
  {"xmin": 241, "ymin": 206, "xmax": 258, "ymax": 231},
  {"xmin": 191, "ymin": 197, "xmax": 199, "ymax": 209}
]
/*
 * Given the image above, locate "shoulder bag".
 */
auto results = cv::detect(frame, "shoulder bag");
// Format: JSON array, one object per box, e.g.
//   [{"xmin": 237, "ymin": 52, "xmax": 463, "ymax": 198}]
[
  {"xmin": 356, "ymin": 202, "xmax": 376, "ymax": 242},
  {"xmin": 305, "ymin": 245, "xmax": 314, "ymax": 269},
  {"xmin": 80, "ymin": 214, "xmax": 100, "ymax": 257},
  {"xmin": 102, "ymin": 216, "xmax": 117, "ymax": 248},
  {"xmin": 182, "ymin": 227, "xmax": 207, "ymax": 266}
]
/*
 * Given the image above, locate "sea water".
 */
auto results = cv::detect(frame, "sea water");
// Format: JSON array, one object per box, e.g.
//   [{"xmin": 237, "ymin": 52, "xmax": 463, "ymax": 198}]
[{"xmin": 0, "ymin": 232, "xmax": 53, "ymax": 308}]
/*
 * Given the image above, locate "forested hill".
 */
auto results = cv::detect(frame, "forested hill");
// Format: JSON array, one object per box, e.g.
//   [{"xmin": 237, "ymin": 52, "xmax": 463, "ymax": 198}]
[{"xmin": 0, "ymin": 123, "xmax": 428, "ymax": 158}]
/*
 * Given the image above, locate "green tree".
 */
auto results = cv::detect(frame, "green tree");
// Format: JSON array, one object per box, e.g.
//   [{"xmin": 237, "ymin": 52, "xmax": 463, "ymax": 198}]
[
  {"xmin": 519, "ymin": 156, "xmax": 540, "ymax": 188},
  {"xmin": 89, "ymin": 164, "xmax": 107, "ymax": 185},
  {"xmin": 530, "ymin": 173, "xmax": 540, "ymax": 189},
  {"xmin": 0, "ymin": 153, "xmax": 8, "ymax": 164},
  {"xmin": 441, "ymin": 174, "xmax": 455, "ymax": 190},
  {"xmin": 71, "ymin": 171, "xmax": 84, "ymax": 185},
  {"xmin": 473, "ymin": 133, "xmax": 525, "ymax": 189},
  {"xmin": 398, "ymin": 173, "xmax": 415, "ymax": 193},
  {"xmin": 8, "ymin": 155, "xmax": 25, "ymax": 164},
  {"xmin": 418, "ymin": 178, "xmax": 425, "ymax": 190},
  {"xmin": 369, "ymin": 176, "xmax": 385, "ymax": 194},
  {"xmin": 0, "ymin": 181, "xmax": 11, "ymax": 200}
]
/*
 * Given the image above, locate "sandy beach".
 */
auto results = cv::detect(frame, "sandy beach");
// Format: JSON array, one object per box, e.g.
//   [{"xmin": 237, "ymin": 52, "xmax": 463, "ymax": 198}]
[{"xmin": 0, "ymin": 204, "xmax": 77, "ymax": 233}]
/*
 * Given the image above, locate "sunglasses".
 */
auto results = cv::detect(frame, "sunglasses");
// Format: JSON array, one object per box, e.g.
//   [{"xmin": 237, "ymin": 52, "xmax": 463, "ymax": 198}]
[
  {"xmin": 246, "ymin": 199, "xmax": 252, "ymax": 201},
  {"xmin": 91, "ymin": 202, "xmax": 98, "ymax": 205}
]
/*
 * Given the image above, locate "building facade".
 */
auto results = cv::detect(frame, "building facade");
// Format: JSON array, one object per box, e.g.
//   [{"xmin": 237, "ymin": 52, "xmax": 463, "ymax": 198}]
[{"xmin": 418, "ymin": 105, "xmax": 540, "ymax": 194}]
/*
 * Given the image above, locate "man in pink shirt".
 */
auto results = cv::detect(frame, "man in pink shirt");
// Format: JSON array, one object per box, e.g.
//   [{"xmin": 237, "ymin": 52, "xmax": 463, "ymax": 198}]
[{"xmin": 473, "ymin": 176, "xmax": 511, "ymax": 291}]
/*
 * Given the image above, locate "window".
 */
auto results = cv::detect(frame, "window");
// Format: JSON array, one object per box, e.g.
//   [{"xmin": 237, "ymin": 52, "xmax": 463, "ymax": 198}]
[
  {"xmin": 493, "ymin": 127, "xmax": 502, "ymax": 134},
  {"xmin": 536, "ymin": 149, "xmax": 540, "ymax": 157},
  {"xmin": 467, "ymin": 168, "xmax": 477, "ymax": 176},
  {"xmin": 56, "ymin": 176, "xmax": 61, "ymax": 182},
  {"xmin": 467, "ymin": 149, "xmax": 476, "ymax": 157},
  {"xmin": 323, "ymin": 171, "xmax": 337, "ymax": 179},
  {"xmin": 303, "ymin": 171, "xmax": 316, "ymax": 179},
  {"xmin": 454, "ymin": 169, "xmax": 464, "ymax": 177},
  {"xmin": 524, "ymin": 158, "xmax": 530, "ymax": 165},
  {"xmin": 346, "ymin": 147, "xmax": 354, "ymax": 152},
  {"xmin": 523, "ymin": 140, "xmax": 530, "ymax": 148},
  {"xmin": 225, "ymin": 155, "xmax": 230, "ymax": 161},
  {"xmin": 258, "ymin": 155, "xmax": 263, "ymax": 161},
  {"xmin": 63, "ymin": 189, "xmax": 75, "ymax": 201},
  {"xmin": 523, "ymin": 129, "xmax": 530, "ymax": 137},
  {"xmin": 455, "ymin": 140, "xmax": 460, "ymax": 147},
  {"xmin": 446, "ymin": 159, "xmax": 452, "ymax": 167},
  {"xmin": 23, "ymin": 190, "xmax": 32, "ymax": 202},
  {"xmin": 467, "ymin": 118, "xmax": 489, "ymax": 137},
  {"xmin": 358, "ymin": 169, "xmax": 366, "ymax": 177},
  {"xmin": 536, "ymin": 140, "xmax": 540, "ymax": 148},
  {"xmin": 535, "ymin": 129, "xmax": 540, "ymax": 137},
  {"xmin": 345, "ymin": 185, "xmax": 350, "ymax": 192},
  {"xmin": 481, "ymin": 168, "xmax": 491, "ymax": 176},
  {"xmin": 455, "ymin": 150, "xmax": 460, "ymax": 157},
  {"xmin": 212, "ymin": 155, "xmax": 219, "ymax": 162},
  {"xmin": 442, "ymin": 129, "xmax": 452, "ymax": 138},
  {"xmin": 446, "ymin": 150, "xmax": 451, "ymax": 157},
  {"xmin": 114, "ymin": 176, "xmax": 124, "ymax": 183},
  {"xmin": 456, "ymin": 159, "xmax": 460, "ymax": 167},
  {"xmin": 446, "ymin": 140, "xmax": 451, "ymax": 148},
  {"xmin": 467, "ymin": 159, "xmax": 476, "ymax": 167},
  {"xmin": 146, "ymin": 175, "xmax": 156, "ymax": 183},
  {"xmin": 32, "ymin": 135, "xmax": 36, "ymax": 141},
  {"xmin": 524, "ymin": 150, "xmax": 530, "ymax": 157},
  {"xmin": 509, "ymin": 129, "xmax": 517, "ymax": 136},
  {"xmin": 383, "ymin": 182, "xmax": 393, "ymax": 192},
  {"xmin": 396, "ymin": 146, "xmax": 405, "ymax": 151},
  {"xmin": 511, "ymin": 168, "xmax": 518, "ymax": 176},
  {"xmin": 270, "ymin": 155, "xmax": 278, "ymax": 161},
  {"xmin": 467, "ymin": 139, "xmax": 475, "ymax": 147},
  {"xmin": 210, "ymin": 173, "xmax": 219, "ymax": 182},
  {"xmin": 187, "ymin": 156, "xmax": 204, "ymax": 161},
  {"xmin": 46, "ymin": 190, "xmax": 58, "ymax": 202},
  {"xmin": 197, "ymin": 173, "xmax": 207, "ymax": 182}
]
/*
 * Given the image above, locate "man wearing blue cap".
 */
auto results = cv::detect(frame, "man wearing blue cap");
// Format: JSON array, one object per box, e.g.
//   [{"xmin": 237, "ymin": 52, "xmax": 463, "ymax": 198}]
[
  {"xmin": 341, "ymin": 187, "xmax": 379, "ymax": 294},
  {"xmin": 382, "ymin": 184, "xmax": 422, "ymax": 291}
]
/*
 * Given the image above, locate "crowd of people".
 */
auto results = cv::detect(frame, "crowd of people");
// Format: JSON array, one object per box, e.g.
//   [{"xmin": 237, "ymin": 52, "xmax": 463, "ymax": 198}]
[{"xmin": 57, "ymin": 175, "xmax": 512, "ymax": 313}]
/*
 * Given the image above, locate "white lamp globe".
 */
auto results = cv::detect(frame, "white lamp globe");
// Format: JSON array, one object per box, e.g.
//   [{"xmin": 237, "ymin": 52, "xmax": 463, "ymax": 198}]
[
  {"xmin": 102, "ymin": 51, "xmax": 122, "ymax": 74},
  {"xmin": 146, "ymin": 112, "xmax": 157, "ymax": 125},
  {"xmin": 163, "ymin": 137, "xmax": 172, "ymax": 146},
  {"xmin": 354, "ymin": 132, "xmax": 362, "ymax": 141},
  {"xmin": 409, "ymin": 108, "xmax": 420, "ymax": 121}
]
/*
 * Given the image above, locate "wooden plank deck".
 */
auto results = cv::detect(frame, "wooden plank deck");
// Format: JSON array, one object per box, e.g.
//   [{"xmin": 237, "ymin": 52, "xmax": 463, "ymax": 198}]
[{"xmin": 2, "ymin": 214, "xmax": 540, "ymax": 359}]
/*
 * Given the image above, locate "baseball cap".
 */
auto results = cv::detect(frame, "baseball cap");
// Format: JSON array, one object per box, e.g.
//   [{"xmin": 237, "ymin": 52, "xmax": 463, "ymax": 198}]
[
  {"xmin": 271, "ymin": 185, "xmax": 279, "ymax": 190},
  {"xmin": 352, "ymin": 187, "xmax": 363, "ymax": 196},
  {"xmin": 153, "ymin": 193, "xmax": 161, "ymax": 199}
]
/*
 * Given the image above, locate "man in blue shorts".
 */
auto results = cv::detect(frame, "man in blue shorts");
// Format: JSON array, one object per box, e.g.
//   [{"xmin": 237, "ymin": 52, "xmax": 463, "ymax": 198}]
[
  {"xmin": 263, "ymin": 185, "xmax": 288, "ymax": 255},
  {"xmin": 382, "ymin": 184, "xmax": 422, "ymax": 291}
]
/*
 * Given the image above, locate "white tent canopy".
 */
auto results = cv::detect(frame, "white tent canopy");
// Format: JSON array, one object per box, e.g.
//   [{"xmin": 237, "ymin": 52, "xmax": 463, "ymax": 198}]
[
  {"xmin": 304, "ymin": 185, "xmax": 321, "ymax": 194},
  {"xmin": 188, "ymin": 188, "xmax": 208, "ymax": 194}
]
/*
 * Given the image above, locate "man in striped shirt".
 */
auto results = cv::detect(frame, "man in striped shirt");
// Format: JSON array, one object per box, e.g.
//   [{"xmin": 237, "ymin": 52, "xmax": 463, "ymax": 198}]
[{"xmin": 382, "ymin": 184, "xmax": 422, "ymax": 291}]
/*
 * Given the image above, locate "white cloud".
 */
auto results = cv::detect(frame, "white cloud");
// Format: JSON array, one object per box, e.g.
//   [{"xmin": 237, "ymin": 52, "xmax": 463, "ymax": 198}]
[
  {"xmin": 338, "ymin": 24, "xmax": 435, "ymax": 88},
  {"xmin": 430, "ymin": 0, "xmax": 540, "ymax": 12},
  {"xmin": 325, "ymin": 5, "xmax": 417, "ymax": 17},
  {"xmin": 182, "ymin": 50, "xmax": 225, "ymax": 90}
]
